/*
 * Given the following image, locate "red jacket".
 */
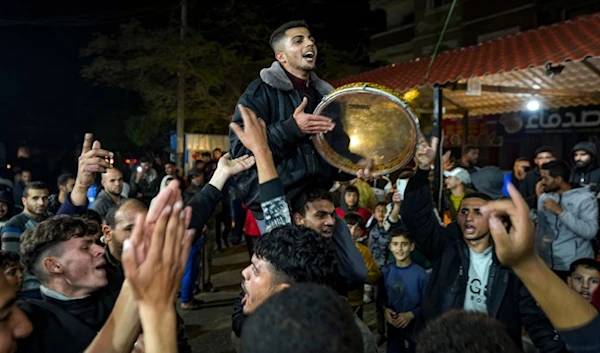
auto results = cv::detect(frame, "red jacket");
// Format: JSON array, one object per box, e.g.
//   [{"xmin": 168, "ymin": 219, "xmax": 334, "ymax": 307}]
[{"xmin": 336, "ymin": 207, "xmax": 372, "ymax": 223}]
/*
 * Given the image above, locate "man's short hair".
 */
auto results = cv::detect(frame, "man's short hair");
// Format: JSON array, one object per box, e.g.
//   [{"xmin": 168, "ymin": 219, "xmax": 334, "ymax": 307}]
[
  {"xmin": 461, "ymin": 144, "xmax": 478, "ymax": 155},
  {"xmin": 187, "ymin": 168, "xmax": 202, "ymax": 180},
  {"xmin": 104, "ymin": 199, "xmax": 147, "ymax": 228},
  {"xmin": 292, "ymin": 186, "xmax": 334, "ymax": 216},
  {"xmin": 139, "ymin": 156, "xmax": 151, "ymax": 164},
  {"xmin": 57, "ymin": 173, "xmax": 75, "ymax": 188},
  {"xmin": 343, "ymin": 212, "xmax": 365, "ymax": 230},
  {"xmin": 23, "ymin": 182, "xmax": 48, "ymax": 198},
  {"xmin": 416, "ymin": 310, "xmax": 520, "ymax": 353},
  {"xmin": 0, "ymin": 251, "xmax": 20, "ymax": 269},
  {"xmin": 541, "ymin": 160, "xmax": 570, "ymax": 182},
  {"xmin": 514, "ymin": 157, "xmax": 529, "ymax": 164},
  {"xmin": 462, "ymin": 192, "xmax": 492, "ymax": 202},
  {"xmin": 253, "ymin": 225, "xmax": 336, "ymax": 287},
  {"xmin": 534, "ymin": 146, "xmax": 554, "ymax": 158},
  {"xmin": 20, "ymin": 215, "xmax": 88, "ymax": 283},
  {"xmin": 269, "ymin": 20, "xmax": 309, "ymax": 52},
  {"xmin": 241, "ymin": 283, "xmax": 363, "ymax": 353},
  {"xmin": 569, "ymin": 258, "xmax": 600, "ymax": 275},
  {"xmin": 213, "ymin": 148, "xmax": 221, "ymax": 153},
  {"xmin": 164, "ymin": 161, "xmax": 176, "ymax": 167},
  {"xmin": 375, "ymin": 201, "xmax": 387, "ymax": 209}
]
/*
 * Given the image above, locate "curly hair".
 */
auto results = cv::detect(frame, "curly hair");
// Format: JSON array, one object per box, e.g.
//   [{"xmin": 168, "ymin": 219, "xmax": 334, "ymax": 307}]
[
  {"xmin": 242, "ymin": 283, "xmax": 362, "ymax": 353},
  {"xmin": 0, "ymin": 251, "xmax": 20, "ymax": 269},
  {"xmin": 253, "ymin": 225, "xmax": 337, "ymax": 287},
  {"xmin": 20, "ymin": 215, "xmax": 88, "ymax": 283},
  {"xmin": 416, "ymin": 310, "xmax": 520, "ymax": 353}
]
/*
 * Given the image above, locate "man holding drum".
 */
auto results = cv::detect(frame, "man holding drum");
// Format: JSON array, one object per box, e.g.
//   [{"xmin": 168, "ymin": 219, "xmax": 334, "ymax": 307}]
[{"xmin": 229, "ymin": 20, "xmax": 370, "ymax": 231}]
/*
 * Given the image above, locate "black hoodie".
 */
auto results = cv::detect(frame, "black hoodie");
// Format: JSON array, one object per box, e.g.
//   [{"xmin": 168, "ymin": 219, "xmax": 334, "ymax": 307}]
[{"xmin": 569, "ymin": 141, "xmax": 600, "ymax": 193}]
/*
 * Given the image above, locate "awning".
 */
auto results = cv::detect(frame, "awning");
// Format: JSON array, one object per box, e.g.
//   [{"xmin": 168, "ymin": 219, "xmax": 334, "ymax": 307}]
[{"xmin": 332, "ymin": 12, "xmax": 600, "ymax": 117}]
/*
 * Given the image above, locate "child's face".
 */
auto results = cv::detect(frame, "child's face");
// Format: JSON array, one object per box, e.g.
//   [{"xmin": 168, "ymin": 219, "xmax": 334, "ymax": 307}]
[
  {"xmin": 374, "ymin": 206, "xmax": 386, "ymax": 222},
  {"xmin": 3, "ymin": 265, "xmax": 23, "ymax": 293},
  {"xmin": 389, "ymin": 236, "xmax": 414, "ymax": 262},
  {"xmin": 347, "ymin": 223, "xmax": 363, "ymax": 241},
  {"xmin": 568, "ymin": 266, "xmax": 600, "ymax": 302},
  {"xmin": 344, "ymin": 192, "xmax": 358, "ymax": 208}
]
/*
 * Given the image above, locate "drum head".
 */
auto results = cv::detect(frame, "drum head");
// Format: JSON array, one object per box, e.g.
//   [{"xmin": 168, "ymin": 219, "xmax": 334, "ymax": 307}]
[{"xmin": 313, "ymin": 82, "xmax": 419, "ymax": 176}]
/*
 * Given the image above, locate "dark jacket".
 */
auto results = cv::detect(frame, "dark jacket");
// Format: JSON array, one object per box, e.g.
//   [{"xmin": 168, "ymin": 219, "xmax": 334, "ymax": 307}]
[
  {"xmin": 229, "ymin": 62, "xmax": 359, "ymax": 216},
  {"xmin": 569, "ymin": 141, "xmax": 600, "ymax": 193},
  {"xmin": 401, "ymin": 168, "xmax": 567, "ymax": 353},
  {"xmin": 520, "ymin": 168, "xmax": 542, "ymax": 210}
]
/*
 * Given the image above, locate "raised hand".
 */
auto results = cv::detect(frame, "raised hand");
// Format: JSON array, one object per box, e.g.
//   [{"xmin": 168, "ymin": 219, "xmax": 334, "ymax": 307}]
[
  {"xmin": 415, "ymin": 133, "xmax": 439, "ymax": 170},
  {"xmin": 217, "ymin": 153, "xmax": 256, "ymax": 179},
  {"xmin": 122, "ymin": 197, "xmax": 194, "ymax": 309},
  {"xmin": 77, "ymin": 133, "xmax": 113, "ymax": 188},
  {"xmin": 230, "ymin": 105, "xmax": 269, "ymax": 155},
  {"xmin": 356, "ymin": 158, "xmax": 375, "ymax": 181},
  {"xmin": 293, "ymin": 97, "xmax": 336, "ymax": 135},
  {"xmin": 480, "ymin": 183, "xmax": 536, "ymax": 268}
]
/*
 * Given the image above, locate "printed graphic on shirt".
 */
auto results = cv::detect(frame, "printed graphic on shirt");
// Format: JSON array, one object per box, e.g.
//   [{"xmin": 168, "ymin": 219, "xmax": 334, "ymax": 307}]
[
  {"xmin": 262, "ymin": 196, "xmax": 292, "ymax": 233},
  {"xmin": 467, "ymin": 278, "xmax": 487, "ymax": 306}
]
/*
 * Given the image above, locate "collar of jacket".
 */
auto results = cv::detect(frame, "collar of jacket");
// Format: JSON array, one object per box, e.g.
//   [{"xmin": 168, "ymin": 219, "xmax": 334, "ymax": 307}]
[{"xmin": 259, "ymin": 61, "xmax": 333, "ymax": 96}]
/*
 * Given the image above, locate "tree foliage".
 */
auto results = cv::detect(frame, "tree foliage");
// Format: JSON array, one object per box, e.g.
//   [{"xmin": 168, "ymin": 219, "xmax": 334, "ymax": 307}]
[{"xmin": 81, "ymin": 0, "xmax": 373, "ymax": 147}]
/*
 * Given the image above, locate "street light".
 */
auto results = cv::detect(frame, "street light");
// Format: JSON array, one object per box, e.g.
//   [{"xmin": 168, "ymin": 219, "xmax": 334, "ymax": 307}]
[{"xmin": 526, "ymin": 99, "xmax": 540, "ymax": 111}]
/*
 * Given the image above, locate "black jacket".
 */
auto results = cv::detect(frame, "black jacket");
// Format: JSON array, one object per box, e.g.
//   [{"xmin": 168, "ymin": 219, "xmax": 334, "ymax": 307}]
[
  {"xmin": 520, "ymin": 168, "xmax": 541, "ymax": 210},
  {"xmin": 401, "ymin": 168, "xmax": 567, "ymax": 353},
  {"xmin": 229, "ymin": 62, "xmax": 359, "ymax": 215},
  {"xmin": 569, "ymin": 141, "xmax": 600, "ymax": 193}
]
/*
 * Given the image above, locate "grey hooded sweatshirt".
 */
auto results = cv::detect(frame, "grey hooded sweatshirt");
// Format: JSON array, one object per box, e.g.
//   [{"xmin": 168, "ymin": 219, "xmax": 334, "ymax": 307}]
[{"xmin": 536, "ymin": 186, "xmax": 599, "ymax": 271}]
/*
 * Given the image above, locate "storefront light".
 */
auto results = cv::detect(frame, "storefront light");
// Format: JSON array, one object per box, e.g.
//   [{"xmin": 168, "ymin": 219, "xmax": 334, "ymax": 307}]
[{"xmin": 526, "ymin": 99, "xmax": 540, "ymax": 111}]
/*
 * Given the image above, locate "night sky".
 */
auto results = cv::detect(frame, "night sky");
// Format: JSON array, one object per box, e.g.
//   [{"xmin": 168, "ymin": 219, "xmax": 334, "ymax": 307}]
[
  {"xmin": 0, "ymin": 0, "xmax": 378, "ymax": 164},
  {"xmin": 0, "ymin": 0, "xmax": 175, "ymax": 153}
]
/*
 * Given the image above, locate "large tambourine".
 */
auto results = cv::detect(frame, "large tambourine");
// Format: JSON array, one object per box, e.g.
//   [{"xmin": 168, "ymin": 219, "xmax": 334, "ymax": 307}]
[{"xmin": 312, "ymin": 82, "xmax": 420, "ymax": 176}]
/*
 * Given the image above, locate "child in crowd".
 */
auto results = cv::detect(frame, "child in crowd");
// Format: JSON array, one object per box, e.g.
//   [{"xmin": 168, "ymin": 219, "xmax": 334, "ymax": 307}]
[
  {"xmin": 567, "ymin": 258, "xmax": 600, "ymax": 303},
  {"xmin": 377, "ymin": 230, "xmax": 428, "ymax": 353},
  {"xmin": 343, "ymin": 213, "xmax": 380, "ymax": 320},
  {"xmin": 336, "ymin": 185, "xmax": 372, "ymax": 222},
  {"xmin": 0, "ymin": 250, "xmax": 23, "ymax": 294}
]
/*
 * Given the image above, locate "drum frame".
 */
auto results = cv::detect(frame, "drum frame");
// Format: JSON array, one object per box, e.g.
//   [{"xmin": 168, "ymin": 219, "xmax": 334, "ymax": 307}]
[{"xmin": 312, "ymin": 82, "xmax": 421, "ymax": 177}]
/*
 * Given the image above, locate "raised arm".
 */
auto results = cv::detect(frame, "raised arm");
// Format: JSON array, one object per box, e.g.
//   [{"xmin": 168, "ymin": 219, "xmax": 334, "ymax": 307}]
[
  {"xmin": 231, "ymin": 105, "xmax": 291, "ymax": 233},
  {"xmin": 483, "ymin": 184, "xmax": 599, "ymax": 353},
  {"xmin": 400, "ymin": 136, "xmax": 453, "ymax": 262},
  {"xmin": 187, "ymin": 153, "xmax": 255, "ymax": 232}
]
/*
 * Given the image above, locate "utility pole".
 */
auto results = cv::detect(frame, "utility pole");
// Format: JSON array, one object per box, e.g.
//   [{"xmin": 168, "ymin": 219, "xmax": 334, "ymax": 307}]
[{"xmin": 176, "ymin": 0, "xmax": 187, "ymax": 170}]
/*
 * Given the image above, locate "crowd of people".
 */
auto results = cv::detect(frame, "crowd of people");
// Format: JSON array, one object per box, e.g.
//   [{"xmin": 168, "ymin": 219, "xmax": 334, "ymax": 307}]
[{"xmin": 0, "ymin": 19, "xmax": 597, "ymax": 353}]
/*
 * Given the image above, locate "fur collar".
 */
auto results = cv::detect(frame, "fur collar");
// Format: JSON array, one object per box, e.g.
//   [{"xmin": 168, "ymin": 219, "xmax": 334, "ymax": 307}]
[{"xmin": 259, "ymin": 61, "xmax": 333, "ymax": 95}]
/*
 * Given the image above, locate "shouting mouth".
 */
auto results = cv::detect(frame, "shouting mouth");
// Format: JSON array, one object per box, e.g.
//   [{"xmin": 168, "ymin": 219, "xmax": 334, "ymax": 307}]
[
  {"xmin": 303, "ymin": 51, "xmax": 315, "ymax": 62},
  {"xmin": 321, "ymin": 227, "xmax": 333, "ymax": 238},
  {"xmin": 464, "ymin": 224, "xmax": 476, "ymax": 235}
]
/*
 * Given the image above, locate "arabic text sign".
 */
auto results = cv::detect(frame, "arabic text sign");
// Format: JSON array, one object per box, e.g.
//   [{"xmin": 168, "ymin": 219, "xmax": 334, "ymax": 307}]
[{"xmin": 523, "ymin": 107, "xmax": 600, "ymax": 133}]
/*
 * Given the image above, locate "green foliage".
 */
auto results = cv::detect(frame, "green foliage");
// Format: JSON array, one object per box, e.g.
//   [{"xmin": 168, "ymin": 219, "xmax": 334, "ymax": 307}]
[{"xmin": 81, "ymin": 0, "xmax": 372, "ymax": 147}]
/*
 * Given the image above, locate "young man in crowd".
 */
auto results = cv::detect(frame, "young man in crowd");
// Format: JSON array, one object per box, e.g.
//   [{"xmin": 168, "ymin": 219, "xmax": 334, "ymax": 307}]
[
  {"xmin": 90, "ymin": 168, "xmax": 125, "ymax": 219},
  {"xmin": 567, "ymin": 258, "xmax": 600, "ymax": 303},
  {"xmin": 520, "ymin": 146, "xmax": 556, "ymax": 209},
  {"xmin": 537, "ymin": 160, "xmax": 598, "ymax": 280},
  {"xmin": 336, "ymin": 185, "xmax": 372, "ymax": 222},
  {"xmin": 47, "ymin": 173, "xmax": 75, "ymax": 215},
  {"xmin": 401, "ymin": 137, "xmax": 567, "ymax": 352},
  {"xmin": 442, "ymin": 167, "xmax": 474, "ymax": 224},
  {"xmin": 377, "ymin": 230, "xmax": 428, "ymax": 353},
  {"xmin": 454, "ymin": 145, "xmax": 480, "ymax": 174},
  {"xmin": 569, "ymin": 141, "xmax": 600, "ymax": 193},
  {"xmin": 1, "ymin": 182, "xmax": 50, "ymax": 253},
  {"xmin": 343, "ymin": 212, "xmax": 380, "ymax": 319}
]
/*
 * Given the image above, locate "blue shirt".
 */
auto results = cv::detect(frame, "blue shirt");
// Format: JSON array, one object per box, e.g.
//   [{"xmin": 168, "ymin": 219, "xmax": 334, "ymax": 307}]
[{"xmin": 382, "ymin": 262, "xmax": 428, "ymax": 315}]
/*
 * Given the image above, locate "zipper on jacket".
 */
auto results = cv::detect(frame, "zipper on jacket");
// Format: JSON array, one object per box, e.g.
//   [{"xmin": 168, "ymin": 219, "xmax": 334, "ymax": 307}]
[{"xmin": 550, "ymin": 194, "xmax": 562, "ymax": 270}]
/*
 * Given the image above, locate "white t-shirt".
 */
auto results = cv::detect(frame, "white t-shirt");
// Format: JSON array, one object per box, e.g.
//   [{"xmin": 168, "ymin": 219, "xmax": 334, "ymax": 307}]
[{"xmin": 463, "ymin": 247, "xmax": 493, "ymax": 313}]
